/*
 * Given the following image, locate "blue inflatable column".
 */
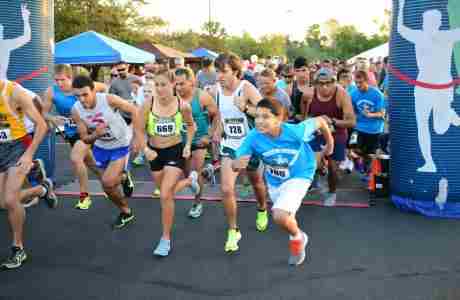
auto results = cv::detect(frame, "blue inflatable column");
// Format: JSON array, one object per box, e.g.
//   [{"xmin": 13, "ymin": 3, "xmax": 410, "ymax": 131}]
[
  {"xmin": 0, "ymin": 0, "xmax": 55, "ymax": 179},
  {"xmin": 390, "ymin": 0, "xmax": 460, "ymax": 217}
]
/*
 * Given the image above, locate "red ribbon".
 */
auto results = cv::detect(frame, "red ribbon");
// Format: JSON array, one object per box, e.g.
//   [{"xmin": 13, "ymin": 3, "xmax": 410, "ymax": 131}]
[{"xmin": 388, "ymin": 64, "xmax": 460, "ymax": 90}]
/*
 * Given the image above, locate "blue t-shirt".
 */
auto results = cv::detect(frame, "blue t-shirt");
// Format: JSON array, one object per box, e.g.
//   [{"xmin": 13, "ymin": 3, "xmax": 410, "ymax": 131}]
[
  {"xmin": 346, "ymin": 84, "xmax": 358, "ymax": 96},
  {"xmin": 235, "ymin": 119, "xmax": 318, "ymax": 187},
  {"xmin": 351, "ymin": 86, "xmax": 385, "ymax": 134}
]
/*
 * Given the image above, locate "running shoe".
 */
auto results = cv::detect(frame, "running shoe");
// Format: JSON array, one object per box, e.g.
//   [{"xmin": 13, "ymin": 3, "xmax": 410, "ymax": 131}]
[
  {"xmin": 23, "ymin": 196, "xmax": 39, "ymax": 208},
  {"xmin": 256, "ymin": 210, "xmax": 268, "ymax": 232},
  {"xmin": 288, "ymin": 232, "xmax": 308, "ymax": 266},
  {"xmin": 323, "ymin": 192, "xmax": 337, "ymax": 207},
  {"xmin": 189, "ymin": 171, "xmax": 200, "ymax": 196},
  {"xmin": 188, "ymin": 203, "xmax": 203, "ymax": 219},
  {"xmin": 1, "ymin": 247, "xmax": 27, "ymax": 270},
  {"xmin": 153, "ymin": 238, "xmax": 171, "ymax": 257},
  {"xmin": 122, "ymin": 171, "xmax": 135, "ymax": 197},
  {"xmin": 113, "ymin": 210, "xmax": 135, "ymax": 229},
  {"xmin": 224, "ymin": 229, "xmax": 242, "ymax": 253},
  {"xmin": 75, "ymin": 196, "xmax": 92, "ymax": 210},
  {"xmin": 152, "ymin": 188, "xmax": 160, "ymax": 198},
  {"xmin": 132, "ymin": 154, "xmax": 145, "ymax": 166},
  {"xmin": 201, "ymin": 163, "xmax": 215, "ymax": 182},
  {"xmin": 41, "ymin": 178, "xmax": 58, "ymax": 209}
]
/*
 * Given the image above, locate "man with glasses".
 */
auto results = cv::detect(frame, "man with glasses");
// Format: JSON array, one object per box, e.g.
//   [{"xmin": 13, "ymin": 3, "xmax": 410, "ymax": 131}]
[
  {"xmin": 291, "ymin": 57, "xmax": 314, "ymax": 123},
  {"xmin": 109, "ymin": 62, "xmax": 140, "ymax": 125},
  {"xmin": 305, "ymin": 68, "xmax": 356, "ymax": 206}
]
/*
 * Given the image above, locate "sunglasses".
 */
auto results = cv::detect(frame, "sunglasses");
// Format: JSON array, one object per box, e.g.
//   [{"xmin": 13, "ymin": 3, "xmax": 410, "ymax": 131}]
[
  {"xmin": 110, "ymin": 74, "xmax": 118, "ymax": 78},
  {"xmin": 117, "ymin": 68, "xmax": 127, "ymax": 72},
  {"xmin": 316, "ymin": 81, "xmax": 333, "ymax": 86},
  {"xmin": 283, "ymin": 74, "xmax": 294, "ymax": 79}
]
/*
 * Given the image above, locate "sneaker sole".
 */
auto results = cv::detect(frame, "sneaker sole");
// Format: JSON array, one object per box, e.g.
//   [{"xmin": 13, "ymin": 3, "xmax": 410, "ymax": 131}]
[{"xmin": 1, "ymin": 254, "xmax": 28, "ymax": 270}]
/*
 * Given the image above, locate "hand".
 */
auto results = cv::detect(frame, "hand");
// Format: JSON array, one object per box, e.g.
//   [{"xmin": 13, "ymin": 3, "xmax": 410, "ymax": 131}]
[
  {"xmin": 362, "ymin": 107, "xmax": 371, "ymax": 117},
  {"xmin": 50, "ymin": 115, "xmax": 69, "ymax": 127},
  {"xmin": 196, "ymin": 136, "xmax": 210, "ymax": 148},
  {"xmin": 232, "ymin": 156, "xmax": 250, "ymax": 171},
  {"xmin": 321, "ymin": 143, "xmax": 334, "ymax": 158},
  {"xmin": 94, "ymin": 123, "xmax": 108, "ymax": 137},
  {"xmin": 234, "ymin": 95, "xmax": 247, "ymax": 112},
  {"xmin": 144, "ymin": 147, "xmax": 158, "ymax": 162},
  {"xmin": 212, "ymin": 131, "xmax": 221, "ymax": 144},
  {"xmin": 21, "ymin": 3, "xmax": 30, "ymax": 21},
  {"xmin": 130, "ymin": 137, "xmax": 143, "ymax": 156},
  {"xmin": 16, "ymin": 152, "xmax": 33, "ymax": 174},
  {"xmin": 182, "ymin": 144, "xmax": 191, "ymax": 159},
  {"xmin": 321, "ymin": 115, "xmax": 332, "ymax": 125}
]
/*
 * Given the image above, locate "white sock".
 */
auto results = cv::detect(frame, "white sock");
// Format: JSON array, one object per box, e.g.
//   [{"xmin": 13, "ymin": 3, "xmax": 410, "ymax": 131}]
[
  {"xmin": 40, "ymin": 186, "xmax": 47, "ymax": 197},
  {"xmin": 290, "ymin": 231, "xmax": 303, "ymax": 240}
]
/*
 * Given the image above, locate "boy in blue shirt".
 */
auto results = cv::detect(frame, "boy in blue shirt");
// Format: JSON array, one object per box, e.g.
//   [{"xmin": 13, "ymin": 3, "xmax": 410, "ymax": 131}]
[{"xmin": 233, "ymin": 99, "xmax": 333, "ymax": 266}]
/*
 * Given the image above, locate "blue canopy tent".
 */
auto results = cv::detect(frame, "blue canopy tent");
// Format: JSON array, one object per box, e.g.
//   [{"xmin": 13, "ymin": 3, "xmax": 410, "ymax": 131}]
[
  {"xmin": 55, "ymin": 31, "xmax": 155, "ymax": 64},
  {"xmin": 191, "ymin": 48, "xmax": 218, "ymax": 59}
]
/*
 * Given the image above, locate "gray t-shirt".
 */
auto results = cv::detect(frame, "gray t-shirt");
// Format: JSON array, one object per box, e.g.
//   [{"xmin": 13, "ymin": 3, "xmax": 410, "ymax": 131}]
[
  {"xmin": 274, "ymin": 87, "xmax": 292, "ymax": 110},
  {"xmin": 109, "ymin": 74, "xmax": 139, "ymax": 101},
  {"xmin": 196, "ymin": 70, "xmax": 217, "ymax": 89}
]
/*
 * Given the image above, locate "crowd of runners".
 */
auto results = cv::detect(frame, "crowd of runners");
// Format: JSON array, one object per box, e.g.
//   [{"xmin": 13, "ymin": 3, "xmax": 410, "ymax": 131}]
[{"xmin": 0, "ymin": 52, "xmax": 389, "ymax": 270}]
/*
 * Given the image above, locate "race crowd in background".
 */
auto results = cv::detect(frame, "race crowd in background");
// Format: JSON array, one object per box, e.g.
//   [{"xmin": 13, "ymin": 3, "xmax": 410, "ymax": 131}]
[{"xmin": 0, "ymin": 51, "xmax": 389, "ymax": 270}]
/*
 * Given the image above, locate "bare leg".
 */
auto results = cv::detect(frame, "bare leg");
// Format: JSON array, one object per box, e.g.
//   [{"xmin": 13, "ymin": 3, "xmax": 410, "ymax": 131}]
[
  {"xmin": 101, "ymin": 157, "xmax": 130, "ymax": 214},
  {"xmin": 153, "ymin": 167, "xmax": 182, "ymax": 240},
  {"xmin": 220, "ymin": 158, "xmax": 239, "ymax": 229},
  {"xmin": 247, "ymin": 169, "xmax": 267, "ymax": 211},
  {"xmin": 272, "ymin": 209, "xmax": 300, "ymax": 236},
  {"xmin": 71, "ymin": 141, "xmax": 92, "ymax": 194}
]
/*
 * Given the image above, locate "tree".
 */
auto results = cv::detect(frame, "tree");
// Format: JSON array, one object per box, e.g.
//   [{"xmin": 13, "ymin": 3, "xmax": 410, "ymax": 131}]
[
  {"xmin": 258, "ymin": 34, "xmax": 287, "ymax": 58},
  {"xmin": 305, "ymin": 24, "xmax": 328, "ymax": 49},
  {"xmin": 55, "ymin": 0, "xmax": 167, "ymax": 44}
]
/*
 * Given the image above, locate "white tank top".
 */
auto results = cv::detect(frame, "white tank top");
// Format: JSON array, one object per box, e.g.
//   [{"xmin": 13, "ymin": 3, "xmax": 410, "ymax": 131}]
[
  {"xmin": 74, "ymin": 93, "xmax": 130, "ymax": 149},
  {"xmin": 217, "ymin": 81, "xmax": 251, "ymax": 150}
]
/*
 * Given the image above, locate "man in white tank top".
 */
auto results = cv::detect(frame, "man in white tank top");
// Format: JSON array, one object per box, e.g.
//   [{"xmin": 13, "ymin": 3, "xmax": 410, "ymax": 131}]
[
  {"xmin": 210, "ymin": 53, "xmax": 268, "ymax": 253},
  {"xmin": 71, "ymin": 75, "xmax": 142, "ymax": 230}
]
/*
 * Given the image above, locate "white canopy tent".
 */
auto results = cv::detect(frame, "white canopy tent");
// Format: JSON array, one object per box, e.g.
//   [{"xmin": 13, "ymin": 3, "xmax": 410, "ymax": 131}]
[{"xmin": 348, "ymin": 42, "xmax": 389, "ymax": 63}]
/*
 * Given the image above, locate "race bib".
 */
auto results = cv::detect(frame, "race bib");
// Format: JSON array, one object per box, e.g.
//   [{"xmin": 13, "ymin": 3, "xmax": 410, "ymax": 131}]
[
  {"xmin": 65, "ymin": 118, "xmax": 77, "ymax": 129},
  {"xmin": 224, "ymin": 118, "xmax": 246, "ymax": 139},
  {"xmin": 155, "ymin": 121, "xmax": 176, "ymax": 137},
  {"xmin": 266, "ymin": 165, "xmax": 289, "ymax": 179},
  {"xmin": 0, "ymin": 128, "xmax": 11, "ymax": 142},
  {"xmin": 99, "ymin": 127, "xmax": 115, "ymax": 141}
]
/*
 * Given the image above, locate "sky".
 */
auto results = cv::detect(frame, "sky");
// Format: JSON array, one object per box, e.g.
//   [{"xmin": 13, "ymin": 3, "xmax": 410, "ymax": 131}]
[{"xmin": 144, "ymin": 0, "xmax": 393, "ymax": 40}]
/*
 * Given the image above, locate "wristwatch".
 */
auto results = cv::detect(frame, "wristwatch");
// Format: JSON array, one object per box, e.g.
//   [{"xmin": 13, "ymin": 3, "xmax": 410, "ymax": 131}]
[{"xmin": 331, "ymin": 118, "xmax": 337, "ymax": 126}]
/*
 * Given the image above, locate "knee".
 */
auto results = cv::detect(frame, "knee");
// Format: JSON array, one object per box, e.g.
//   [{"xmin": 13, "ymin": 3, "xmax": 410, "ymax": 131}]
[
  {"xmin": 272, "ymin": 209, "xmax": 285, "ymax": 225},
  {"xmin": 71, "ymin": 153, "xmax": 85, "ymax": 166},
  {"xmin": 159, "ymin": 187, "xmax": 174, "ymax": 202},
  {"xmin": 101, "ymin": 176, "xmax": 117, "ymax": 190},
  {"xmin": 3, "ymin": 194, "xmax": 19, "ymax": 210},
  {"xmin": 221, "ymin": 184, "xmax": 235, "ymax": 198}
]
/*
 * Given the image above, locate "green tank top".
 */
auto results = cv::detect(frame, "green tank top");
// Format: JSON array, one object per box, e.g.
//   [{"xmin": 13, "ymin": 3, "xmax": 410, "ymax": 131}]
[
  {"xmin": 147, "ymin": 97, "xmax": 183, "ymax": 138},
  {"xmin": 181, "ymin": 89, "xmax": 209, "ymax": 145}
]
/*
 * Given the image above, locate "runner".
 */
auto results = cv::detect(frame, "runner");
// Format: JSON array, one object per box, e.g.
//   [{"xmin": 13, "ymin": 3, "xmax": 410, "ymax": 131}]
[
  {"xmin": 291, "ymin": 57, "xmax": 314, "ymax": 123},
  {"xmin": 175, "ymin": 67, "xmax": 218, "ymax": 218},
  {"xmin": 211, "ymin": 53, "xmax": 269, "ymax": 253},
  {"xmin": 305, "ymin": 68, "xmax": 356, "ymax": 205},
  {"xmin": 233, "ymin": 98, "xmax": 334, "ymax": 265},
  {"xmin": 71, "ymin": 75, "xmax": 140, "ymax": 229},
  {"xmin": 43, "ymin": 64, "xmax": 106, "ymax": 210},
  {"xmin": 135, "ymin": 71, "xmax": 200, "ymax": 257},
  {"xmin": 0, "ymin": 80, "xmax": 53, "ymax": 270}
]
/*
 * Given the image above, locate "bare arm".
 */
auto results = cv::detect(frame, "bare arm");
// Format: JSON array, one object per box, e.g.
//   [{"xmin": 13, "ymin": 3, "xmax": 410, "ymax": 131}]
[
  {"xmin": 180, "ymin": 102, "xmax": 197, "ymax": 148},
  {"xmin": 94, "ymin": 82, "xmax": 108, "ymax": 93},
  {"xmin": 335, "ymin": 87, "xmax": 356, "ymax": 128},
  {"xmin": 243, "ymin": 81, "xmax": 263, "ymax": 117},
  {"xmin": 72, "ymin": 108, "xmax": 96, "ymax": 144},
  {"xmin": 315, "ymin": 117, "xmax": 334, "ymax": 157},
  {"xmin": 13, "ymin": 86, "xmax": 47, "ymax": 157},
  {"xmin": 107, "ymin": 94, "xmax": 142, "ymax": 153}
]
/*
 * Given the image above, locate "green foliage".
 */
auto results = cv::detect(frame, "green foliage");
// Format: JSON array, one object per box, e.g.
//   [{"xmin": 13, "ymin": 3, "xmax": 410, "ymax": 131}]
[{"xmin": 55, "ymin": 1, "xmax": 389, "ymax": 62}]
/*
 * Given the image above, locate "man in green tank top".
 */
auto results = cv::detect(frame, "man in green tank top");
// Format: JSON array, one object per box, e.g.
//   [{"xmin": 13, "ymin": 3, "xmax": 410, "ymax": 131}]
[{"xmin": 175, "ymin": 68, "xmax": 218, "ymax": 218}]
